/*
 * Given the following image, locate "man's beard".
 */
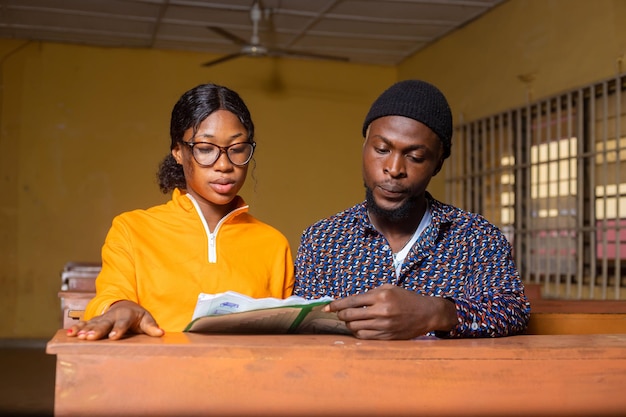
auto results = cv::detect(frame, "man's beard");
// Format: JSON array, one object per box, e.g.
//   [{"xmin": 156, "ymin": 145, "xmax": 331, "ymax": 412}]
[{"xmin": 365, "ymin": 186, "xmax": 418, "ymax": 222}]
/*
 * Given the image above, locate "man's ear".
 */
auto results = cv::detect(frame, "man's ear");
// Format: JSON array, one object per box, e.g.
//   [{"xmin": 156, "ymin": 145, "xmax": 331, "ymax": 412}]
[{"xmin": 433, "ymin": 159, "xmax": 445, "ymax": 176}]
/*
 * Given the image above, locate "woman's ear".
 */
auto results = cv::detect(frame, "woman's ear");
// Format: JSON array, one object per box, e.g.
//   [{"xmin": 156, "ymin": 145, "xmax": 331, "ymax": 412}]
[{"xmin": 172, "ymin": 144, "xmax": 183, "ymax": 165}]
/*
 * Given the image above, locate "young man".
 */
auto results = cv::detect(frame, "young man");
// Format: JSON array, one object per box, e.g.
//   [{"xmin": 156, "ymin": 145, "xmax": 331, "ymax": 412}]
[{"xmin": 294, "ymin": 80, "xmax": 530, "ymax": 339}]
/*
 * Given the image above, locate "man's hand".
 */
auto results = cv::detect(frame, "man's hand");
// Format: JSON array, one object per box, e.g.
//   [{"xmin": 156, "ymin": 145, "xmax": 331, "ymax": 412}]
[
  {"xmin": 324, "ymin": 284, "xmax": 458, "ymax": 339},
  {"xmin": 67, "ymin": 300, "xmax": 164, "ymax": 340}
]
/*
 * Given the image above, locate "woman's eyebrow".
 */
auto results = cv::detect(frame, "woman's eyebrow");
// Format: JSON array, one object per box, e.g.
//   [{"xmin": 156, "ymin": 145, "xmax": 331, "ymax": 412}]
[{"xmin": 194, "ymin": 132, "xmax": 245, "ymax": 140}]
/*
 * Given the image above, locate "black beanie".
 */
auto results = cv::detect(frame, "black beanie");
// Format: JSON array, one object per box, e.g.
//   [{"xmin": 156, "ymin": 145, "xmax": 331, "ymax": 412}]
[{"xmin": 362, "ymin": 80, "xmax": 453, "ymax": 159}]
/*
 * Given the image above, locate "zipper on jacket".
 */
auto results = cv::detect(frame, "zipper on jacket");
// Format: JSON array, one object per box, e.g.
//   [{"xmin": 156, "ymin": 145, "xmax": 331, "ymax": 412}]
[
  {"xmin": 186, "ymin": 193, "xmax": 248, "ymax": 264},
  {"xmin": 208, "ymin": 232, "xmax": 217, "ymax": 263}
]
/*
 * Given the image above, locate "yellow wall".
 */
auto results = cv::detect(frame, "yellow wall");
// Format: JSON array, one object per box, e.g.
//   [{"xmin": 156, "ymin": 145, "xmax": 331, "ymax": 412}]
[
  {"xmin": 400, "ymin": 0, "xmax": 626, "ymax": 193},
  {"xmin": 400, "ymin": 0, "xmax": 626, "ymax": 121},
  {"xmin": 0, "ymin": 40, "xmax": 396, "ymax": 338},
  {"xmin": 2, "ymin": 0, "xmax": 625, "ymax": 338}
]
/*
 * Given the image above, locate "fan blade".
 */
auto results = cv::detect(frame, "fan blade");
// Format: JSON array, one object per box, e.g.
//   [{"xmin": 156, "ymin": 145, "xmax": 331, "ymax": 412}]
[
  {"xmin": 201, "ymin": 53, "xmax": 244, "ymax": 67},
  {"xmin": 207, "ymin": 26, "xmax": 248, "ymax": 45},
  {"xmin": 268, "ymin": 47, "xmax": 349, "ymax": 62}
]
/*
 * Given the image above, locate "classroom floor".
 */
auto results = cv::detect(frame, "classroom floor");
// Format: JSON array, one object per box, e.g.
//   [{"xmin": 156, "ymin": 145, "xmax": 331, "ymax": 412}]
[{"xmin": 0, "ymin": 341, "xmax": 55, "ymax": 417}]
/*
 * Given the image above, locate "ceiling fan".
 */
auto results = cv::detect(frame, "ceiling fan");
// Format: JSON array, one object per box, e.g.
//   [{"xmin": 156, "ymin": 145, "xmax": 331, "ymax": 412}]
[{"xmin": 201, "ymin": 1, "xmax": 349, "ymax": 67}]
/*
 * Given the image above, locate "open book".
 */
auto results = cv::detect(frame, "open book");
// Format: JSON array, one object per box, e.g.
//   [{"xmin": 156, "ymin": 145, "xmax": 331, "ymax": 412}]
[{"xmin": 184, "ymin": 291, "xmax": 350, "ymax": 335}]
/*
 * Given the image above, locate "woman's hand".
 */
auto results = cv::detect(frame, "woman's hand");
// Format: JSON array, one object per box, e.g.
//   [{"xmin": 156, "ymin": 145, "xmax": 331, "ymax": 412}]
[{"xmin": 67, "ymin": 300, "xmax": 164, "ymax": 340}]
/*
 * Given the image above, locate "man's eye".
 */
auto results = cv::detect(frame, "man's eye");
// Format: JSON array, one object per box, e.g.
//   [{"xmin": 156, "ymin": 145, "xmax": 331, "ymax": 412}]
[
  {"xmin": 374, "ymin": 147, "xmax": 389, "ymax": 154},
  {"xmin": 407, "ymin": 154, "xmax": 425, "ymax": 163}
]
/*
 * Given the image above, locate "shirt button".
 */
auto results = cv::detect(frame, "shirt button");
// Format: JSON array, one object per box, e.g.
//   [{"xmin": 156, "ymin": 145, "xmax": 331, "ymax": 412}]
[
  {"xmin": 382, "ymin": 245, "xmax": 390, "ymax": 251},
  {"xmin": 471, "ymin": 322, "xmax": 479, "ymax": 330}
]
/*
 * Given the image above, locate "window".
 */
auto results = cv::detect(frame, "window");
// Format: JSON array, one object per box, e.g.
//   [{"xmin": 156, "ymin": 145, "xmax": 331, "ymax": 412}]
[{"xmin": 447, "ymin": 75, "xmax": 626, "ymax": 299}]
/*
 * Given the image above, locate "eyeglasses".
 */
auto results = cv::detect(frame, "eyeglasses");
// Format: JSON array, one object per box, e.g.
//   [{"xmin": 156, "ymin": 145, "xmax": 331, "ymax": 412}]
[{"xmin": 182, "ymin": 141, "xmax": 256, "ymax": 167}]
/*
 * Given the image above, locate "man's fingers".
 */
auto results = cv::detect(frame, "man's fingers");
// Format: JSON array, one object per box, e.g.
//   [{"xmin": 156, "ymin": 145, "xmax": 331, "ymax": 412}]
[
  {"xmin": 329, "ymin": 284, "xmax": 397, "ymax": 312},
  {"xmin": 336, "ymin": 305, "xmax": 375, "ymax": 322},
  {"xmin": 328, "ymin": 293, "xmax": 373, "ymax": 312}
]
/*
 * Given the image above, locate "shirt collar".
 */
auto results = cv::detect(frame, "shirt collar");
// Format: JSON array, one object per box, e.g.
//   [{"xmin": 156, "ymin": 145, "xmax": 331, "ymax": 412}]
[{"xmin": 172, "ymin": 187, "xmax": 249, "ymax": 221}]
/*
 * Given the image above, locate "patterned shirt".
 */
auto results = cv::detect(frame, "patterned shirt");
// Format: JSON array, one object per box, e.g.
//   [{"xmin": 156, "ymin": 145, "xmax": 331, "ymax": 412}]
[{"xmin": 294, "ymin": 194, "xmax": 530, "ymax": 338}]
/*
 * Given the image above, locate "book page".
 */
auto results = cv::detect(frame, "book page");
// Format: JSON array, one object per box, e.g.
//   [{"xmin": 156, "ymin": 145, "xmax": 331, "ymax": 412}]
[
  {"xmin": 185, "ymin": 305, "xmax": 350, "ymax": 335},
  {"xmin": 185, "ymin": 291, "xmax": 349, "ymax": 335},
  {"xmin": 191, "ymin": 291, "xmax": 334, "ymax": 321}
]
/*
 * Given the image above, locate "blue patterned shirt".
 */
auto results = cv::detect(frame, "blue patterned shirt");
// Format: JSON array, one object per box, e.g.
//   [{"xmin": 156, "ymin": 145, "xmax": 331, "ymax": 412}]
[{"xmin": 294, "ymin": 194, "xmax": 530, "ymax": 338}]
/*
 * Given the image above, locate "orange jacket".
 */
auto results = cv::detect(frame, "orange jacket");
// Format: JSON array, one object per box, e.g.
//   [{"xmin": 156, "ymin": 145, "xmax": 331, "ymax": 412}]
[{"xmin": 85, "ymin": 189, "xmax": 294, "ymax": 331}]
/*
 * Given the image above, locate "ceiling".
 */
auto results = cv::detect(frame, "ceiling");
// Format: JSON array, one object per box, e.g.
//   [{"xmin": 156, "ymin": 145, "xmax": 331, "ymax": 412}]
[{"xmin": 0, "ymin": 0, "xmax": 506, "ymax": 67}]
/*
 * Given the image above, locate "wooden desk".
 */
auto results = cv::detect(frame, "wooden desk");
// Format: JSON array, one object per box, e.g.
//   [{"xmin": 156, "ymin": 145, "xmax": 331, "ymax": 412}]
[{"xmin": 46, "ymin": 330, "xmax": 626, "ymax": 416}]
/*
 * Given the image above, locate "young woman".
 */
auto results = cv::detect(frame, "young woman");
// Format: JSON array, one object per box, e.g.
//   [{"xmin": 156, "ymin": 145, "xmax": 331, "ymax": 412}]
[{"xmin": 69, "ymin": 83, "xmax": 294, "ymax": 340}]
